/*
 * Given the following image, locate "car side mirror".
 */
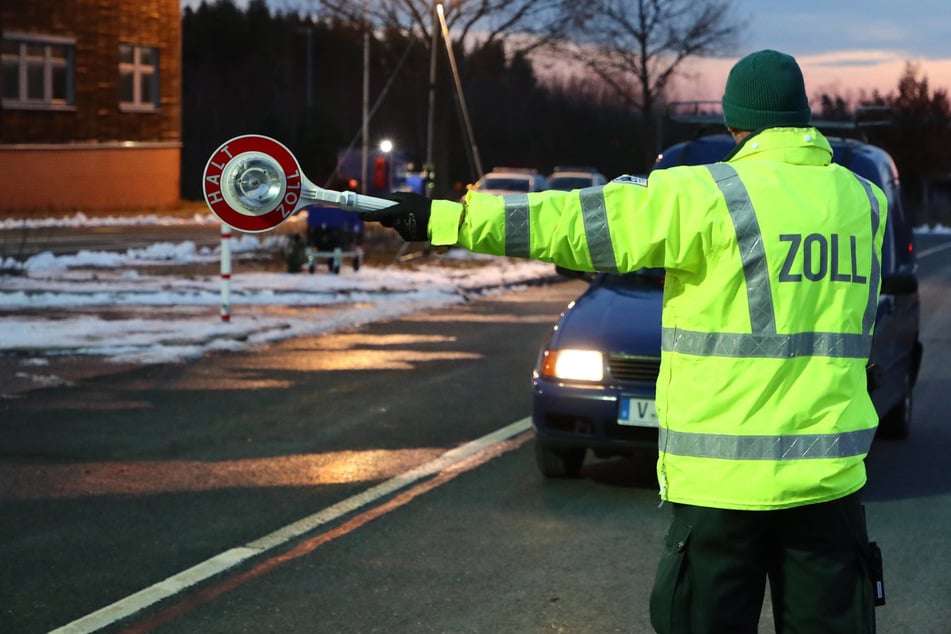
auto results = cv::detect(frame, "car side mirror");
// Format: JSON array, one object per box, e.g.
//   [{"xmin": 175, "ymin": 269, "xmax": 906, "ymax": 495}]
[{"xmin": 881, "ymin": 270, "xmax": 918, "ymax": 295}]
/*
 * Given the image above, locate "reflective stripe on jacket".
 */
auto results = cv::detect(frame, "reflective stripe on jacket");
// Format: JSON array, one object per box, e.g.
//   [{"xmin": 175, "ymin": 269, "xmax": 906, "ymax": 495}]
[{"xmin": 428, "ymin": 127, "xmax": 888, "ymax": 510}]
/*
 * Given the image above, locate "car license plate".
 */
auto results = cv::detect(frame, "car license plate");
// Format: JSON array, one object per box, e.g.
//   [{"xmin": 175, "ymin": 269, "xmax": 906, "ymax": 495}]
[{"xmin": 618, "ymin": 397, "xmax": 658, "ymax": 427}]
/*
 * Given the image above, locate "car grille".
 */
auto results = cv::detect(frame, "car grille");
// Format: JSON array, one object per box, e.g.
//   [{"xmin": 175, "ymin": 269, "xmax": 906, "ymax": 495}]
[
  {"xmin": 607, "ymin": 354, "xmax": 660, "ymax": 382},
  {"xmin": 607, "ymin": 425, "xmax": 659, "ymax": 442},
  {"xmin": 543, "ymin": 413, "xmax": 658, "ymax": 443}
]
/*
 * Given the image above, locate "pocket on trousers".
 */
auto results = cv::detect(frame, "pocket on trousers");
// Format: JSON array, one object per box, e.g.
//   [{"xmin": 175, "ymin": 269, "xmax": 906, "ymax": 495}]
[
  {"xmin": 846, "ymin": 501, "xmax": 884, "ymax": 609},
  {"xmin": 650, "ymin": 516, "xmax": 692, "ymax": 634}
]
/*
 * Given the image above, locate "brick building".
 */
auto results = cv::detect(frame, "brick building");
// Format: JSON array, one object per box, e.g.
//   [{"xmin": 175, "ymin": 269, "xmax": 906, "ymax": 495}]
[{"xmin": 0, "ymin": 0, "xmax": 181, "ymax": 214}]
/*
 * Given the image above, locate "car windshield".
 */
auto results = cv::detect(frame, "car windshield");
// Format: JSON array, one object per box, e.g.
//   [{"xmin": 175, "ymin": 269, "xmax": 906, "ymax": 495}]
[
  {"xmin": 478, "ymin": 177, "xmax": 530, "ymax": 192},
  {"xmin": 548, "ymin": 176, "xmax": 593, "ymax": 191}
]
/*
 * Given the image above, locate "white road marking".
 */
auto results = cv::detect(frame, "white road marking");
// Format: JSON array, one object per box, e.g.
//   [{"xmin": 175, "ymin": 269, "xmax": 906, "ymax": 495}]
[
  {"xmin": 916, "ymin": 239, "xmax": 951, "ymax": 259},
  {"xmin": 50, "ymin": 417, "xmax": 532, "ymax": 634}
]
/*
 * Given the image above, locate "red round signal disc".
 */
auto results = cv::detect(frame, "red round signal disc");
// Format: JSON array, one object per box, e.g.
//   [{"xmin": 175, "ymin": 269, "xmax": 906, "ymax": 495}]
[{"xmin": 202, "ymin": 135, "xmax": 303, "ymax": 232}]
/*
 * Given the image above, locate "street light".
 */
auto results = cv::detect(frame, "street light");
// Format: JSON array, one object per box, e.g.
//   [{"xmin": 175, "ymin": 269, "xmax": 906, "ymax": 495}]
[{"xmin": 374, "ymin": 139, "xmax": 394, "ymax": 191}]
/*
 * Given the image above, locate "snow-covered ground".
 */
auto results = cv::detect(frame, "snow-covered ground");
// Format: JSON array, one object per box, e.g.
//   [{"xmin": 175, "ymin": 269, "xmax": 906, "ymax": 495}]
[{"xmin": 0, "ymin": 213, "xmax": 556, "ymax": 367}]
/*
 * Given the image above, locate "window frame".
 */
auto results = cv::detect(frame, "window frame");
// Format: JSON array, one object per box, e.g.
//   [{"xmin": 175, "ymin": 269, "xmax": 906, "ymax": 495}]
[
  {"xmin": 1, "ymin": 31, "xmax": 76, "ymax": 110},
  {"xmin": 118, "ymin": 42, "xmax": 159, "ymax": 112}
]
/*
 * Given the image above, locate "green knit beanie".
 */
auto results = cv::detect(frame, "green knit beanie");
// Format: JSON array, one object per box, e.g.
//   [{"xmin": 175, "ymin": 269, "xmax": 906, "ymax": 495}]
[{"xmin": 721, "ymin": 49, "xmax": 811, "ymax": 131}]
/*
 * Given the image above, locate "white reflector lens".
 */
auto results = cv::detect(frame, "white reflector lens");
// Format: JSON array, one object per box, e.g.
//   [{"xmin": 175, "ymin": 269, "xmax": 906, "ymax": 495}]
[{"xmin": 221, "ymin": 152, "xmax": 287, "ymax": 216}]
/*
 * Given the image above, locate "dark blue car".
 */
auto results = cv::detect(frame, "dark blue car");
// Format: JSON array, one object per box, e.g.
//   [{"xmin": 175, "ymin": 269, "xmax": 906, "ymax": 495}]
[{"xmin": 531, "ymin": 134, "xmax": 923, "ymax": 478}]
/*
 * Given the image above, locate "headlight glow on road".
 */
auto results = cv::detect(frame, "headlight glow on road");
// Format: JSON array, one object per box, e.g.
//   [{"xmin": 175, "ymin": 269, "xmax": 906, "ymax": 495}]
[{"xmin": 540, "ymin": 349, "xmax": 604, "ymax": 382}]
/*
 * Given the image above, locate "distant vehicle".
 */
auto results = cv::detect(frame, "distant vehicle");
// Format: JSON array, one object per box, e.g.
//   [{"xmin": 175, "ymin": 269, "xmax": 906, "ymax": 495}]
[
  {"xmin": 285, "ymin": 179, "xmax": 365, "ymax": 274},
  {"xmin": 531, "ymin": 133, "xmax": 923, "ymax": 478},
  {"xmin": 546, "ymin": 166, "xmax": 608, "ymax": 191},
  {"xmin": 471, "ymin": 168, "xmax": 548, "ymax": 196}
]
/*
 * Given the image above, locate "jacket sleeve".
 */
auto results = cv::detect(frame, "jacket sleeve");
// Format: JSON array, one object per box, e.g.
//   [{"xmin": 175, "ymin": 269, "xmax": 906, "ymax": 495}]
[{"xmin": 427, "ymin": 169, "xmax": 710, "ymax": 274}]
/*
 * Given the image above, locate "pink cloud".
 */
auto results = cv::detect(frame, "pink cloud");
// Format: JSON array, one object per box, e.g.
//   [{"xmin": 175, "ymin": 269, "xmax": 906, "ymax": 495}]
[{"xmin": 673, "ymin": 52, "xmax": 951, "ymax": 105}]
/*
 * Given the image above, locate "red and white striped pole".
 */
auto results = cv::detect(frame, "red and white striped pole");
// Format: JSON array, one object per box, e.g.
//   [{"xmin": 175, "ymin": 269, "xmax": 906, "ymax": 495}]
[{"xmin": 220, "ymin": 223, "xmax": 232, "ymax": 322}]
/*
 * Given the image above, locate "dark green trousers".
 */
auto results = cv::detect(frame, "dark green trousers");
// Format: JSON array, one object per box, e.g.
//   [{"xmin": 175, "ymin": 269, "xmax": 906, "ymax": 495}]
[{"xmin": 649, "ymin": 491, "xmax": 876, "ymax": 634}]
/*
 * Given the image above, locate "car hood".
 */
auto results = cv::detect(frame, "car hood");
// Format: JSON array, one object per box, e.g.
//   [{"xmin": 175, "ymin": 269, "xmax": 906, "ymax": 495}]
[
  {"xmin": 551, "ymin": 276, "xmax": 663, "ymax": 355},
  {"xmin": 475, "ymin": 188, "xmax": 529, "ymax": 196}
]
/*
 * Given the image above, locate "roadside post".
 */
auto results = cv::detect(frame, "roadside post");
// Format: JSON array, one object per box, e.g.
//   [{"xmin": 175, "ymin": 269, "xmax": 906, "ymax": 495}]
[{"xmin": 220, "ymin": 223, "xmax": 231, "ymax": 322}]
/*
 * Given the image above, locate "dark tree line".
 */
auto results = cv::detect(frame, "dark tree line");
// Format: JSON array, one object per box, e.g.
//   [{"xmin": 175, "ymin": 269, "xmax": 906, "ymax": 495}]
[
  {"xmin": 181, "ymin": 0, "xmax": 646, "ymax": 200},
  {"xmin": 182, "ymin": 1, "xmax": 951, "ymax": 224},
  {"xmin": 182, "ymin": 1, "xmax": 371, "ymax": 197}
]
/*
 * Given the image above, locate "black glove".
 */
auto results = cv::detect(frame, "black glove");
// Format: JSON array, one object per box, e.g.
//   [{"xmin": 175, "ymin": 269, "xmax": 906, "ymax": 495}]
[{"xmin": 360, "ymin": 191, "xmax": 432, "ymax": 242}]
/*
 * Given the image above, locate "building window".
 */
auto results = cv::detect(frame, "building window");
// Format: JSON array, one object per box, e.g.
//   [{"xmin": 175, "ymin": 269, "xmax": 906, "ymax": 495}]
[
  {"xmin": 119, "ymin": 43, "xmax": 159, "ymax": 112},
  {"xmin": 1, "ymin": 32, "xmax": 75, "ymax": 109}
]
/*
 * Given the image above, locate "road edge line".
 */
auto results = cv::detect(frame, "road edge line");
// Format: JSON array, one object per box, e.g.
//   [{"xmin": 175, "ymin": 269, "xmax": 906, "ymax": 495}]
[{"xmin": 49, "ymin": 417, "xmax": 532, "ymax": 634}]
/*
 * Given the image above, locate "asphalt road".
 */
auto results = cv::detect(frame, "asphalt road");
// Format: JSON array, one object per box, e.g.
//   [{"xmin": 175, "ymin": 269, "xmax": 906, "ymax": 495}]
[{"xmin": 2, "ymin": 237, "xmax": 951, "ymax": 633}]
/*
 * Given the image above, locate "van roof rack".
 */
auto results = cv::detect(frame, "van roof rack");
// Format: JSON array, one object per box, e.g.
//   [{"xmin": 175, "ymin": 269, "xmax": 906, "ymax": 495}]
[
  {"xmin": 666, "ymin": 100, "xmax": 724, "ymax": 126},
  {"xmin": 810, "ymin": 105, "xmax": 893, "ymax": 131},
  {"xmin": 664, "ymin": 101, "xmax": 892, "ymax": 138}
]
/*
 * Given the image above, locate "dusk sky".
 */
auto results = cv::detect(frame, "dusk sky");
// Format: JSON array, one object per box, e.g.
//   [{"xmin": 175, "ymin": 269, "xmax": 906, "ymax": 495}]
[
  {"xmin": 670, "ymin": 1, "xmax": 951, "ymax": 102},
  {"xmin": 735, "ymin": 1, "xmax": 949, "ymax": 59}
]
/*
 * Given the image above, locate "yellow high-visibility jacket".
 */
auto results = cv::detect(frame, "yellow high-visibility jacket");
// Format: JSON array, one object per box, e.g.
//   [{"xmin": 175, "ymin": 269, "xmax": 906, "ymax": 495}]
[{"xmin": 428, "ymin": 127, "xmax": 887, "ymax": 510}]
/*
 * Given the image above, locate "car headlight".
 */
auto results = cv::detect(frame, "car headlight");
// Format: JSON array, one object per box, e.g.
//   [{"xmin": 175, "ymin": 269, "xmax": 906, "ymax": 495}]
[{"xmin": 540, "ymin": 349, "xmax": 604, "ymax": 382}]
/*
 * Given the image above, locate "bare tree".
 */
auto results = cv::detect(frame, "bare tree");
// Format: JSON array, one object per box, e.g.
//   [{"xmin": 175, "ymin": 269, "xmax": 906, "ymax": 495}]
[
  {"xmin": 315, "ymin": 0, "xmax": 573, "ymax": 57},
  {"xmin": 559, "ymin": 0, "xmax": 745, "ymax": 122}
]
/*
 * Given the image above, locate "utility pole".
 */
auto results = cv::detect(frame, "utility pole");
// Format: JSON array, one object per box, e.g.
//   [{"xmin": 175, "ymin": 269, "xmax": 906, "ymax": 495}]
[
  {"xmin": 361, "ymin": 0, "xmax": 370, "ymax": 193},
  {"xmin": 425, "ymin": 2, "xmax": 438, "ymax": 197},
  {"xmin": 436, "ymin": 3, "xmax": 483, "ymax": 181},
  {"xmin": 298, "ymin": 26, "xmax": 314, "ymax": 109}
]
